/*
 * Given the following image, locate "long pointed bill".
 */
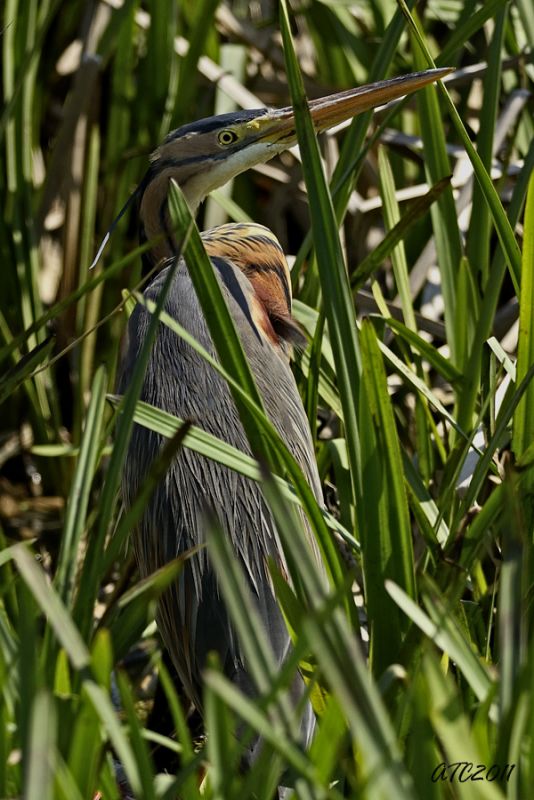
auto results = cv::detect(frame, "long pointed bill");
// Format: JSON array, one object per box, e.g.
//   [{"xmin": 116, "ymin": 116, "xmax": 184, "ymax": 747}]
[
  {"xmin": 258, "ymin": 68, "xmax": 453, "ymax": 143},
  {"xmin": 310, "ymin": 68, "xmax": 452, "ymax": 131}
]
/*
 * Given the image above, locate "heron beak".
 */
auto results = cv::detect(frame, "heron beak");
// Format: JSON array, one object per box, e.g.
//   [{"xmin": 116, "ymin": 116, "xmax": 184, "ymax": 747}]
[{"xmin": 253, "ymin": 68, "xmax": 453, "ymax": 144}]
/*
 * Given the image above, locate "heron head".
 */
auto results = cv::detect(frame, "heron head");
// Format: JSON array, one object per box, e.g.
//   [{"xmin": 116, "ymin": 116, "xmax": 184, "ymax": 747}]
[
  {"xmin": 139, "ymin": 68, "xmax": 452, "ymax": 263},
  {"xmin": 90, "ymin": 68, "xmax": 452, "ymax": 270}
]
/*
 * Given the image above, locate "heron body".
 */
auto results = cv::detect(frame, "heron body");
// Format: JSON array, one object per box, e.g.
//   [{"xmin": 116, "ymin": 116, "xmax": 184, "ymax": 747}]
[
  {"xmin": 120, "ymin": 222, "xmax": 321, "ymax": 738},
  {"xmin": 117, "ymin": 68, "xmax": 451, "ymax": 766}
]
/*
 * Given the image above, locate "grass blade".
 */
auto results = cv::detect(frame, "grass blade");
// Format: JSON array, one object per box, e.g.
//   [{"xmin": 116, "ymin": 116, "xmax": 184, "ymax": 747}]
[
  {"xmin": 403, "ymin": 0, "xmax": 522, "ymax": 292},
  {"xmin": 280, "ymin": 0, "xmax": 363, "ymax": 515},
  {"xmin": 55, "ymin": 365, "xmax": 107, "ymax": 605},
  {"xmin": 386, "ymin": 580, "xmax": 494, "ymax": 705},
  {"xmin": 359, "ymin": 320, "xmax": 415, "ymax": 673},
  {"xmin": 512, "ymin": 171, "xmax": 534, "ymax": 465},
  {"xmin": 11, "ymin": 545, "xmax": 90, "ymax": 671},
  {"xmin": 24, "ymin": 689, "xmax": 56, "ymax": 800}
]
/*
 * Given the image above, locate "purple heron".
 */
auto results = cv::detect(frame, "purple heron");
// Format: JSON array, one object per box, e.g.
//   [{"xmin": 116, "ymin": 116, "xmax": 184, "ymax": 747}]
[{"xmin": 117, "ymin": 69, "xmax": 449, "ymax": 774}]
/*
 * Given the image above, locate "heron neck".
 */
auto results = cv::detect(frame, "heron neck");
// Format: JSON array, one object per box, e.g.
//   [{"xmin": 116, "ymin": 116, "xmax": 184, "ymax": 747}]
[{"xmin": 139, "ymin": 167, "xmax": 205, "ymax": 263}]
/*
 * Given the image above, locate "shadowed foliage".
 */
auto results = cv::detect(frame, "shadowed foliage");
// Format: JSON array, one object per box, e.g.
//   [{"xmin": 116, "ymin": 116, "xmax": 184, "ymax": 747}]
[{"xmin": 0, "ymin": 0, "xmax": 533, "ymax": 798}]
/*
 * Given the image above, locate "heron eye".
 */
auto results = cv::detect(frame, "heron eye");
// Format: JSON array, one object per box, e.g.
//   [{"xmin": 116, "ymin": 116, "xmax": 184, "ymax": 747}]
[{"xmin": 217, "ymin": 129, "xmax": 239, "ymax": 146}]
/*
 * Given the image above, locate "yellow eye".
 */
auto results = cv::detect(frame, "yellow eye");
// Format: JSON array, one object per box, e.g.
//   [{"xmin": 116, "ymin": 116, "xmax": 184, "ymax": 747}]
[{"xmin": 217, "ymin": 129, "xmax": 239, "ymax": 146}]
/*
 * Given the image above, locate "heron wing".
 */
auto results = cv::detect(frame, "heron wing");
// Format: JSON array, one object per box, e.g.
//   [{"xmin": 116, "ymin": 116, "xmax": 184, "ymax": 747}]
[{"xmin": 120, "ymin": 255, "xmax": 322, "ymax": 710}]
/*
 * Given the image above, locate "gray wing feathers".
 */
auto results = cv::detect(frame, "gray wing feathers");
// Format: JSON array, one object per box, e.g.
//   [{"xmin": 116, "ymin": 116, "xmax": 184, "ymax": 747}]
[{"xmin": 120, "ymin": 258, "xmax": 322, "ymax": 721}]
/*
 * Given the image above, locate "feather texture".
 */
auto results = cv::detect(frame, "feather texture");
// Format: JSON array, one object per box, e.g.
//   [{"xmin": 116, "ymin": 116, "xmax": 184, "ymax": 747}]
[{"xmin": 119, "ymin": 251, "xmax": 322, "ymax": 761}]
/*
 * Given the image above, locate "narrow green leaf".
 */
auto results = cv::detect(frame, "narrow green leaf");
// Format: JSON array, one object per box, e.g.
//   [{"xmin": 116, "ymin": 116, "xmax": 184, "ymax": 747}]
[
  {"xmin": 106, "ymin": 394, "xmax": 352, "ymax": 549},
  {"xmin": 466, "ymin": 7, "xmax": 507, "ymax": 287},
  {"xmin": 386, "ymin": 580, "xmax": 494, "ymax": 706},
  {"xmin": 204, "ymin": 654, "xmax": 240, "ymax": 800},
  {"xmin": 512, "ymin": 171, "xmax": 534, "ymax": 465},
  {"xmin": 205, "ymin": 518, "xmax": 300, "ymax": 736},
  {"xmin": 457, "ymin": 361, "xmax": 534, "ymax": 521},
  {"xmin": 116, "ymin": 672, "xmax": 156, "ymax": 800},
  {"xmin": 377, "ymin": 338, "xmax": 473, "ymax": 442},
  {"xmin": 308, "ymin": 695, "xmax": 347, "ymax": 786},
  {"xmin": 280, "ymin": 0, "xmax": 363, "ymax": 513},
  {"xmin": 437, "ymin": 0, "xmax": 508, "ymax": 66},
  {"xmin": 175, "ymin": 0, "xmax": 220, "ymax": 119},
  {"xmin": 106, "ymin": 559, "xmax": 184, "ymax": 661},
  {"xmin": 377, "ymin": 146, "xmax": 416, "ymax": 330},
  {"xmin": 55, "ymin": 365, "xmax": 107, "ymax": 604},
  {"xmin": 258, "ymin": 473, "xmax": 414, "ymax": 799},
  {"xmin": 457, "ymin": 141, "xmax": 534, "ymax": 432},
  {"xmin": 167, "ymin": 180, "xmax": 269, "ymax": 458},
  {"xmin": 359, "ymin": 320, "xmax": 415, "ymax": 673},
  {"xmin": 403, "ymin": 0, "xmax": 522, "ymax": 292},
  {"xmin": 157, "ymin": 659, "xmax": 201, "ymax": 800},
  {"xmin": 53, "ymin": 754, "xmax": 85, "ymax": 800},
  {"xmin": 84, "ymin": 681, "xmax": 142, "ymax": 798},
  {"xmin": 498, "ymin": 474, "xmax": 526, "ymax": 724},
  {"xmin": 0, "ymin": 241, "xmax": 151, "ymax": 371},
  {"xmin": 327, "ymin": 0, "xmax": 419, "ymax": 222},
  {"xmin": 411, "ymin": 36, "xmax": 462, "ymax": 364},
  {"xmin": 459, "ymin": 483, "xmax": 504, "ymax": 571},
  {"xmin": 66, "ymin": 686, "xmax": 103, "ymax": 799},
  {"xmin": 403, "ymin": 453, "xmax": 450, "ymax": 548},
  {"xmin": 75, "ymin": 243, "xmax": 182, "ymax": 640},
  {"xmin": 302, "ymin": 612, "xmax": 415, "ymax": 800},
  {"xmin": 24, "ymin": 690, "xmax": 56, "ymax": 800},
  {"xmin": 203, "ymin": 670, "xmax": 321, "ymax": 790},
  {"xmin": 11, "ymin": 545, "xmax": 90, "ymax": 670},
  {"xmin": 0, "ymin": 335, "xmax": 54, "ymax": 407},
  {"xmin": 487, "ymin": 337, "xmax": 516, "ymax": 381},
  {"xmin": 351, "ymin": 176, "xmax": 452, "ymax": 292},
  {"xmin": 422, "ymin": 652, "xmax": 504, "ymax": 800},
  {"xmin": 102, "ymin": 421, "xmax": 192, "ymax": 571},
  {"xmin": 383, "ymin": 315, "xmax": 462, "ymax": 383}
]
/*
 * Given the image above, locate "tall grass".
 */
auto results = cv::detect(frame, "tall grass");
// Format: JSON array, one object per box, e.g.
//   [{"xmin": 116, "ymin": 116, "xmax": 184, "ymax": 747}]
[{"xmin": 1, "ymin": 0, "xmax": 533, "ymax": 798}]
